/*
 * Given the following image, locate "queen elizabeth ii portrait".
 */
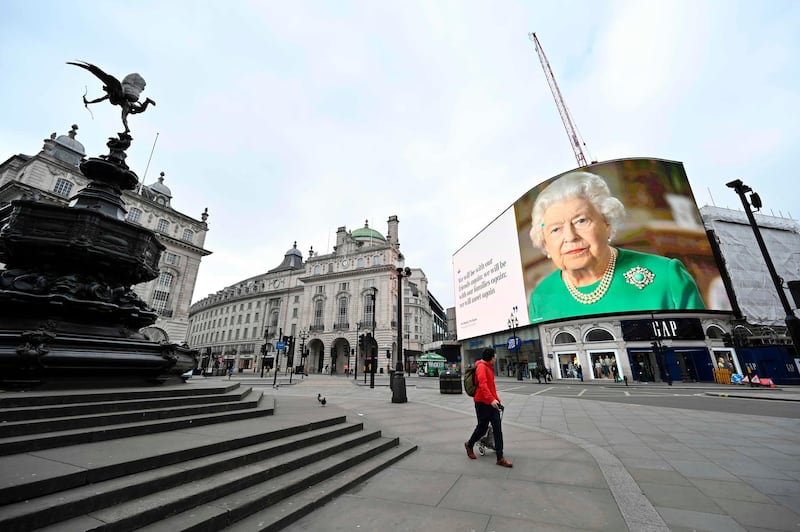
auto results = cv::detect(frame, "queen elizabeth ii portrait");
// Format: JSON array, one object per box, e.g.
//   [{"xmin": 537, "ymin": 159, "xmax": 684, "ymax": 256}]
[{"xmin": 526, "ymin": 170, "xmax": 706, "ymax": 323}]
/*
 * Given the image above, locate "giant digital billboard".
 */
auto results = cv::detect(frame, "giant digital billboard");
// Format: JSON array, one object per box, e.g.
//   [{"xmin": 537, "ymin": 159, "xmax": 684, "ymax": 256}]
[{"xmin": 453, "ymin": 158, "xmax": 729, "ymax": 339}]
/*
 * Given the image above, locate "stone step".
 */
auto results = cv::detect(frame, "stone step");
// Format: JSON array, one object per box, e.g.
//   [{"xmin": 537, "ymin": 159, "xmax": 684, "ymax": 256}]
[
  {"xmin": 135, "ymin": 440, "xmax": 417, "ymax": 532},
  {"xmin": 0, "ymin": 391, "xmax": 273, "ymax": 455},
  {"xmin": 0, "ymin": 402, "xmax": 340, "ymax": 506},
  {"xmin": 63, "ymin": 436, "xmax": 397, "ymax": 532},
  {"xmin": 0, "ymin": 383, "xmax": 240, "ymax": 408},
  {"xmin": 0, "ymin": 386, "xmax": 251, "ymax": 422},
  {"xmin": 0, "ymin": 421, "xmax": 366, "ymax": 532},
  {"xmin": 0, "ymin": 388, "xmax": 262, "ymax": 437},
  {"xmin": 225, "ymin": 442, "xmax": 418, "ymax": 532}
]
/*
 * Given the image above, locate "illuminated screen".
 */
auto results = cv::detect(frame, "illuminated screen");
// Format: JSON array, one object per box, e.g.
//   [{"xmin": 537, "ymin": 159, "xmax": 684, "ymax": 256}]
[{"xmin": 453, "ymin": 158, "xmax": 728, "ymax": 339}]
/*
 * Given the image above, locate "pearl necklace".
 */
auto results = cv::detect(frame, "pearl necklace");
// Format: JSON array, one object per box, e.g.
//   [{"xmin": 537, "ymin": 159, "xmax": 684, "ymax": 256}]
[{"xmin": 563, "ymin": 248, "xmax": 618, "ymax": 304}]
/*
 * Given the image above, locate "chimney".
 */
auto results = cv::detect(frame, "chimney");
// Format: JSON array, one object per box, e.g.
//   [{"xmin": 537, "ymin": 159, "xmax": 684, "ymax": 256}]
[{"xmin": 387, "ymin": 215, "xmax": 399, "ymax": 248}]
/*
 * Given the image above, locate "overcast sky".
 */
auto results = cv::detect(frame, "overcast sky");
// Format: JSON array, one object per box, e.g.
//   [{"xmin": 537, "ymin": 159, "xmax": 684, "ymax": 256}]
[{"xmin": 2, "ymin": 0, "xmax": 798, "ymax": 309}]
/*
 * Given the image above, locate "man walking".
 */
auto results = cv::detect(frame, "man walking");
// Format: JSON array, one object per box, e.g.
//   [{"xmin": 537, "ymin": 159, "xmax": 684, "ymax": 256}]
[{"xmin": 464, "ymin": 348, "xmax": 513, "ymax": 467}]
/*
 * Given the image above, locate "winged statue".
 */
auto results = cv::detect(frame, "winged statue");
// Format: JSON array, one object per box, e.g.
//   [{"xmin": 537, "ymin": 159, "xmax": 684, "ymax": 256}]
[{"xmin": 67, "ymin": 60, "xmax": 156, "ymax": 134}]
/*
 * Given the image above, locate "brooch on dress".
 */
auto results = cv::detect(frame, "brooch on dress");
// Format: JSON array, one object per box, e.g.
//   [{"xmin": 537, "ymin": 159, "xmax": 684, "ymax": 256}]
[{"xmin": 623, "ymin": 266, "xmax": 655, "ymax": 289}]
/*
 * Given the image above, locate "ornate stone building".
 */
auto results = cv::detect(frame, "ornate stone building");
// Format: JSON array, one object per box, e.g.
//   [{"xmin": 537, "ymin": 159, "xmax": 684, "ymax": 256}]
[
  {"xmin": 0, "ymin": 125, "xmax": 211, "ymax": 342},
  {"xmin": 187, "ymin": 217, "xmax": 440, "ymax": 375}
]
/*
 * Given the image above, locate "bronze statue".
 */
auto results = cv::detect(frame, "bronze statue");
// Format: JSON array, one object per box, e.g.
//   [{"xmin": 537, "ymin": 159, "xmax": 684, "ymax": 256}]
[{"xmin": 67, "ymin": 60, "xmax": 156, "ymax": 134}]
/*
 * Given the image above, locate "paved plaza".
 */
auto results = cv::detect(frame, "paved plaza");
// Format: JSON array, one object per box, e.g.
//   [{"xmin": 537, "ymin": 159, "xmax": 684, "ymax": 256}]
[{"xmin": 219, "ymin": 371, "xmax": 800, "ymax": 531}]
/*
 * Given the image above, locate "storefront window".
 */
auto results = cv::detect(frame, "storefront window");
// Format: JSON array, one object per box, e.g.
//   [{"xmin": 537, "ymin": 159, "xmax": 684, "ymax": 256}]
[{"xmin": 590, "ymin": 352, "xmax": 618, "ymax": 380}]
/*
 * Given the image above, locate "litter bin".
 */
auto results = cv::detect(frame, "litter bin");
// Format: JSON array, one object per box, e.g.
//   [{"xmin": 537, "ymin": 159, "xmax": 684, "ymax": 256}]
[{"xmin": 439, "ymin": 372, "xmax": 462, "ymax": 394}]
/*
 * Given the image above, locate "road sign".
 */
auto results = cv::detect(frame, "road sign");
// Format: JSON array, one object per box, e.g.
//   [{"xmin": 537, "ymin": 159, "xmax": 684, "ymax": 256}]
[
  {"xmin": 276, "ymin": 341, "xmax": 286, "ymax": 350},
  {"xmin": 507, "ymin": 337, "xmax": 520, "ymax": 350}
]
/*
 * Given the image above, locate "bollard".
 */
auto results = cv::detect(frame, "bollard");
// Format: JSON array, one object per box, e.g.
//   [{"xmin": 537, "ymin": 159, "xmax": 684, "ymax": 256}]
[{"xmin": 391, "ymin": 371, "xmax": 407, "ymax": 403}]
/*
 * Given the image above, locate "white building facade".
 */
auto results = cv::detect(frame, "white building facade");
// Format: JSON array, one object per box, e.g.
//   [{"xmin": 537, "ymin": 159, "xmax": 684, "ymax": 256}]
[{"xmin": 187, "ymin": 217, "xmax": 438, "ymax": 375}]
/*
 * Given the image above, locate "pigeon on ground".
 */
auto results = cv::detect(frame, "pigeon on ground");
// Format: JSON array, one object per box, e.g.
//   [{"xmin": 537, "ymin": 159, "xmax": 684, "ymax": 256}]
[{"xmin": 317, "ymin": 393, "xmax": 327, "ymax": 406}]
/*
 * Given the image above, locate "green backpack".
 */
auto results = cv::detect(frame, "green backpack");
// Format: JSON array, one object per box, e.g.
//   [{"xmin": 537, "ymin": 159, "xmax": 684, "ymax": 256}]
[{"xmin": 463, "ymin": 365, "xmax": 478, "ymax": 396}]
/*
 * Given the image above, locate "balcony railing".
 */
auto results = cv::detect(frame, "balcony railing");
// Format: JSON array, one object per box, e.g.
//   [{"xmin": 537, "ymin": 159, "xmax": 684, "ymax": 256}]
[
  {"xmin": 309, "ymin": 324, "xmax": 325, "ymax": 332},
  {"xmin": 358, "ymin": 320, "xmax": 375, "ymax": 329},
  {"xmin": 333, "ymin": 322, "xmax": 350, "ymax": 331}
]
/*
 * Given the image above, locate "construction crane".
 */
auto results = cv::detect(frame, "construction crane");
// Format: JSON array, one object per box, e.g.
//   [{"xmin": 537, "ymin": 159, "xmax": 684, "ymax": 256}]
[{"xmin": 528, "ymin": 32, "xmax": 593, "ymax": 167}]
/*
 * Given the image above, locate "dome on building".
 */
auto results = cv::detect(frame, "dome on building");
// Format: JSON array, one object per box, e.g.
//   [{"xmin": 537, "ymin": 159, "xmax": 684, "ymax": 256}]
[
  {"xmin": 149, "ymin": 172, "xmax": 172, "ymax": 198},
  {"xmin": 268, "ymin": 241, "xmax": 305, "ymax": 273},
  {"xmin": 44, "ymin": 124, "xmax": 85, "ymax": 166},
  {"xmin": 54, "ymin": 125, "xmax": 86, "ymax": 156},
  {"xmin": 352, "ymin": 220, "xmax": 386, "ymax": 242}
]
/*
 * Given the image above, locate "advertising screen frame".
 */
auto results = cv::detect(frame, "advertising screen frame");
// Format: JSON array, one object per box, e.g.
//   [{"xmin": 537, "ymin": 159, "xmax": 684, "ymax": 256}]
[{"xmin": 453, "ymin": 157, "xmax": 730, "ymax": 340}]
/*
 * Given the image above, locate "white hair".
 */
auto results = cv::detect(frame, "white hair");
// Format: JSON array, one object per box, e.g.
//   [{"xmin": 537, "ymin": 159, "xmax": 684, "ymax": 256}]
[{"xmin": 529, "ymin": 171, "xmax": 625, "ymax": 250}]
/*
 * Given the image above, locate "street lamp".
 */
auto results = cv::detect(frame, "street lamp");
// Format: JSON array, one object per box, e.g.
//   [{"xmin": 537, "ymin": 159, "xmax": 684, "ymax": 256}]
[
  {"xmin": 260, "ymin": 327, "xmax": 270, "ymax": 378},
  {"xmin": 727, "ymin": 179, "xmax": 800, "ymax": 356},
  {"xmin": 298, "ymin": 329, "xmax": 309, "ymax": 377},
  {"xmin": 508, "ymin": 306, "xmax": 522, "ymax": 380},
  {"xmin": 393, "ymin": 257, "xmax": 411, "ymax": 403},
  {"xmin": 367, "ymin": 287, "xmax": 377, "ymax": 386}
]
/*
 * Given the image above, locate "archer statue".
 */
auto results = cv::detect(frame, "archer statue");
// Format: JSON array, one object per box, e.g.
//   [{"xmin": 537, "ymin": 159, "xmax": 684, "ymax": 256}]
[{"xmin": 67, "ymin": 60, "xmax": 156, "ymax": 134}]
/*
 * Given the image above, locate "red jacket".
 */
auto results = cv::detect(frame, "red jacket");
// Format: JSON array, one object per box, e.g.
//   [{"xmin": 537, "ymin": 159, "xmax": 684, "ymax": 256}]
[{"xmin": 473, "ymin": 359, "xmax": 499, "ymax": 405}]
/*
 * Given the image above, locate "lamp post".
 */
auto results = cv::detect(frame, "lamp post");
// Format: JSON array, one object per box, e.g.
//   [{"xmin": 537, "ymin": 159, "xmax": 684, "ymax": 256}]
[
  {"xmin": 393, "ymin": 259, "xmax": 411, "ymax": 403},
  {"xmin": 727, "ymin": 179, "xmax": 800, "ymax": 356},
  {"xmin": 260, "ymin": 327, "xmax": 269, "ymax": 378},
  {"xmin": 298, "ymin": 329, "xmax": 309, "ymax": 377},
  {"xmin": 507, "ymin": 306, "xmax": 522, "ymax": 380},
  {"xmin": 367, "ymin": 287, "xmax": 377, "ymax": 383}
]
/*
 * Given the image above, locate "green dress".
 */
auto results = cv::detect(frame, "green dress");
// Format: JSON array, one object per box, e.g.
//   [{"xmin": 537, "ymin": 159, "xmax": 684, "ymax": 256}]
[{"xmin": 528, "ymin": 248, "xmax": 705, "ymax": 323}]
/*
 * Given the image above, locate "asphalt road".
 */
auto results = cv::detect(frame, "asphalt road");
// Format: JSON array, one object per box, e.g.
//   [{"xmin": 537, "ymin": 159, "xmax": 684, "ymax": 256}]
[{"xmin": 497, "ymin": 382, "xmax": 800, "ymax": 419}]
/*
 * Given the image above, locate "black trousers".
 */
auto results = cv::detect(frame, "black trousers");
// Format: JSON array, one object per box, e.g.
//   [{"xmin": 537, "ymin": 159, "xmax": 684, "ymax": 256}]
[{"xmin": 467, "ymin": 401, "xmax": 503, "ymax": 460}]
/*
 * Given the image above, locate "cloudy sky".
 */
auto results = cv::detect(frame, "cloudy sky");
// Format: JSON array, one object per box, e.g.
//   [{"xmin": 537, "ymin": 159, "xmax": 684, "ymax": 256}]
[{"xmin": 2, "ymin": 0, "xmax": 798, "ymax": 309}]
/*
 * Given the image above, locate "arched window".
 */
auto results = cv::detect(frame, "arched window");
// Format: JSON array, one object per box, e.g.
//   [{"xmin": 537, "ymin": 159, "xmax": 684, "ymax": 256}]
[
  {"xmin": 373, "ymin": 255, "xmax": 382, "ymax": 266},
  {"xmin": 313, "ymin": 265, "xmax": 321, "ymax": 275},
  {"xmin": 585, "ymin": 328, "xmax": 614, "ymax": 342},
  {"xmin": 127, "ymin": 207, "xmax": 143, "ymax": 224},
  {"xmin": 182, "ymin": 229, "xmax": 194, "ymax": 243},
  {"xmin": 554, "ymin": 332, "xmax": 576, "ymax": 344},
  {"xmin": 156, "ymin": 219, "xmax": 170, "ymax": 233},
  {"xmin": 53, "ymin": 178, "xmax": 73, "ymax": 198},
  {"xmin": 357, "ymin": 258, "xmax": 365, "ymax": 268}
]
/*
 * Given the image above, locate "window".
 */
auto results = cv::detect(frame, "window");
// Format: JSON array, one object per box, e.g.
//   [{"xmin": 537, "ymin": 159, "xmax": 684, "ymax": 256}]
[
  {"xmin": 182, "ymin": 229, "xmax": 194, "ymax": 243},
  {"xmin": 293, "ymin": 296, "xmax": 299, "ymax": 303},
  {"xmin": 357, "ymin": 258, "xmax": 365, "ymax": 268},
  {"xmin": 316, "ymin": 286, "xmax": 324, "ymax": 294},
  {"xmin": 364, "ymin": 293, "xmax": 375, "ymax": 326},
  {"xmin": 585, "ymin": 329, "xmax": 614, "ymax": 342},
  {"xmin": 292, "ymin": 308, "xmax": 298, "ymax": 318},
  {"xmin": 127, "ymin": 207, "xmax": 142, "ymax": 224},
  {"xmin": 340, "ymin": 282, "xmax": 349, "ymax": 291},
  {"xmin": 151, "ymin": 290, "xmax": 169, "ymax": 313},
  {"xmin": 313, "ymin": 265, "xmax": 321, "ymax": 275},
  {"xmin": 313, "ymin": 299, "xmax": 324, "ymax": 328},
  {"xmin": 163, "ymin": 252, "xmax": 180, "ymax": 265},
  {"xmin": 156, "ymin": 219, "xmax": 170, "ymax": 233},
  {"xmin": 53, "ymin": 178, "xmax": 73, "ymax": 198},
  {"xmin": 336, "ymin": 297, "xmax": 349, "ymax": 329},
  {"xmin": 373, "ymin": 255, "xmax": 381, "ymax": 266},
  {"xmin": 158, "ymin": 272, "xmax": 174, "ymax": 288},
  {"xmin": 554, "ymin": 332, "xmax": 577, "ymax": 344}
]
